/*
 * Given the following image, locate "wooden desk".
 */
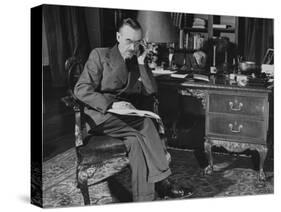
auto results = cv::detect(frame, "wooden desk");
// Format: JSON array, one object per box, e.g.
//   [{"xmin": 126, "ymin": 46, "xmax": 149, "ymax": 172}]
[{"xmin": 156, "ymin": 76, "xmax": 272, "ymax": 181}]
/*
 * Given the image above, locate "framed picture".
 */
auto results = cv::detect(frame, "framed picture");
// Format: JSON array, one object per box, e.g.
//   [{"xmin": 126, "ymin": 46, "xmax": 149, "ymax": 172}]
[
  {"xmin": 262, "ymin": 48, "xmax": 274, "ymax": 64},
  {"xmin": 31, "ymin": 3, "xmax": 274, "ymax": 209}
]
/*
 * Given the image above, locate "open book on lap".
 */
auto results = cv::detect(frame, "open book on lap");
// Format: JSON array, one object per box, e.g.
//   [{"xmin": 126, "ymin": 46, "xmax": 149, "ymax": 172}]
[{"xmin": 107, "ymin": 108, "xmax": 160, "ymax": 120}]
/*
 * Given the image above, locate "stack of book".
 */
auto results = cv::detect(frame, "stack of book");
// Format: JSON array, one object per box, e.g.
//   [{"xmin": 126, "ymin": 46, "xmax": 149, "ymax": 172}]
[{"xmin": 192, "ymin": 18, "xmax": 207, "ymax": 29}]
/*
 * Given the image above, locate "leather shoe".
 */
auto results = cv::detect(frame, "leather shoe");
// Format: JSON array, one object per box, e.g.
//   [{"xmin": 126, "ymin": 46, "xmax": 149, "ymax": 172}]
[{"xmin": 155, "ymin": 178, "xmax": 193, "ymax": 199}]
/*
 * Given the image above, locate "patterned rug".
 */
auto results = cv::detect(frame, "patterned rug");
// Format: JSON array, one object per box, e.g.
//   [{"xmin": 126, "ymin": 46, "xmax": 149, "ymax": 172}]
[{"xmin": 42, "ymin": 147, "xmax": 273, "ymax": 208}]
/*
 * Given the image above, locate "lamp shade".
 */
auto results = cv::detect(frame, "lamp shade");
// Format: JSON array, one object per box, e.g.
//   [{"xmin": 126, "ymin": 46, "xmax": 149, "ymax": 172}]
[{"xmin": 137, "ymin": 11, "xmax": 177, "ymax": 43}]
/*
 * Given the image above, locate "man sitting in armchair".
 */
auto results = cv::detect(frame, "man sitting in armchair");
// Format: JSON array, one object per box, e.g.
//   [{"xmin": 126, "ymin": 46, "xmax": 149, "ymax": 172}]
[{"xmin": 74, "ymin": 18, "xmax": 193, "ymax": 202}]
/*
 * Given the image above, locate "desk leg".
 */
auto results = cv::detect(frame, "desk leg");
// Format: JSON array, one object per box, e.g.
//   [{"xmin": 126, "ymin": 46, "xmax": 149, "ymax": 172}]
[
  {"xmin": 256, "ymin": 145, "xmax": 268, "ymax": 181},
  {"xmin": 204, "ymin": 139, "xmax": 213, "ymax": 175}
]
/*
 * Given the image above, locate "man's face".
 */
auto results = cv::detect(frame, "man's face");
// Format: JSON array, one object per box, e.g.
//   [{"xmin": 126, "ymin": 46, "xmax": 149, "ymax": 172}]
[{"xmin": 116, "ymin": 25, "xmax": 143, "ymax": 59}]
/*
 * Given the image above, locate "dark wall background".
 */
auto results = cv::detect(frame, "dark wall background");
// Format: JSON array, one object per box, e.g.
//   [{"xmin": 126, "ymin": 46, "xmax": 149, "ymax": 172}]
[{"xmin": 42, "ymin": 5, "xmax": 274, "ymax": 88}]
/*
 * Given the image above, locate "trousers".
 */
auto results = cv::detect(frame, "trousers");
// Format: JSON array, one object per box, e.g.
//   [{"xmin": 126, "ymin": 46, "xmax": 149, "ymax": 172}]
[{"xmin": 93, "ymin": 114, "xmax": 171, "ymax": 201}]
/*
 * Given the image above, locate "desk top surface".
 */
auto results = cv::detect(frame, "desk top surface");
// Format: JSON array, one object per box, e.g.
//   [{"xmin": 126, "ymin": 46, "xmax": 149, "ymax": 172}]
[{"xmin": 155, "ymin": 75, "xmax": 272, "ymax": 93}]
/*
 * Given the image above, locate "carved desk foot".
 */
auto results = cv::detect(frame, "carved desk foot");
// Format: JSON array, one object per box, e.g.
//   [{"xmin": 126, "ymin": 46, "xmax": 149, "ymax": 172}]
[
  {"xmin": 258, "ymin": 170, "xmax": 266, "ymax": 182},
  {"xmin": 204, "ymin": 138, "xmax": 268, "ymax": 182},
  {"xmin": 256, "ymin": 145, "xmax": 268, "ymax": 182}
]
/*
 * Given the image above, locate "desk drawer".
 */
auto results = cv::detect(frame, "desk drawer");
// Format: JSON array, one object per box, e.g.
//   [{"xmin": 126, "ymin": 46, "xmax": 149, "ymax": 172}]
[
  {"xmin": 209, "ymin": 93, "xmax": 266, "ymax": 117},
  {"xmin": 207, "ymin": 114, "xmax": 266, "ymax": 142}
]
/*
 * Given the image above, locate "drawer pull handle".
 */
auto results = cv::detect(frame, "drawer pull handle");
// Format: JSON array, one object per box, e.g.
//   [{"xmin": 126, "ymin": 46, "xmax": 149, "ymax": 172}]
[
  {"xmin": 228, "ymin": 123, "xmax": 243, "ymax": 133},
  {"xmin": 229, "ymin": 101, "xmax": 243, "ymax": 111}
]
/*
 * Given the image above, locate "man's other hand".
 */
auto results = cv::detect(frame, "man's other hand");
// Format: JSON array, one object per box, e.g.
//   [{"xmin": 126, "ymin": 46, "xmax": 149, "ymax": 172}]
[{"xmin": 111, "ymin": 101, "xmax": 136, "ymax": 110}]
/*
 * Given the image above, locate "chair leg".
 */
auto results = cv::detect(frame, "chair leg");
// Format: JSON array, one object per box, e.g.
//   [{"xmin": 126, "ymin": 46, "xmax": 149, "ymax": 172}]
[
  {"xmin": 79, "ymin": 180, "xmax": 90, "ymax": 205},
  {"xmin": 77, "ymin": 170, "xmax": 90, "ymax": 205}
]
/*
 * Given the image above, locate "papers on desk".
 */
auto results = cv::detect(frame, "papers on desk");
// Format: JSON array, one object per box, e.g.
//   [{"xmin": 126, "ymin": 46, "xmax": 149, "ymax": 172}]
[
  {"xmin": 193, "ymin": 74, "xmax": 209, "ymax": 82},
  {"xmin": 152, "ymin": 69, "xmax": 209, "ymax": 82},
  {"xmin": 152, "ymin": 70, "xmax": 176, "ymax": 76},
  {"xmin": 171, "ymin": 73, "xmax": 189, "ymax": 79}
]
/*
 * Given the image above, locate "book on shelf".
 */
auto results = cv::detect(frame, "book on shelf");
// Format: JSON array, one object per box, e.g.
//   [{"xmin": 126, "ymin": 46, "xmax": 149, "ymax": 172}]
[
  {"xmin": 179, "ymin": 29, "xmax": 184, "ymax": 49},
  {"xmin": 179, "ymin": 31, "xmax": 206, "ymax": 50},
  {"xmin": 192, "ymin": 25, "xmax": 206, "ymax": 29},
  {"xmin": 193, "ymin": 34, "xmax": 205, "ymax": 50},
  {"xmin": 185, "ymin": 32, "xmax": 189, "ymax": 49},
  {"xmin": 213, "ymin": 24, "xmax": 232, "ymax": 29}
]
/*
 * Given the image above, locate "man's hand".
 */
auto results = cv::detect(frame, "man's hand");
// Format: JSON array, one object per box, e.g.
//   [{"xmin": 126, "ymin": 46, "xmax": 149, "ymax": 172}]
[
  {"xmin": 137, "ymin": 40, "xmax": 148, "ymax": 65},
  {"xmin": 111, "ymin": 101, "xmax": 136, "ymax": 110},
  {"xmin": 137, "ymin": 51, "xmax": 147, "ymax": 65}
]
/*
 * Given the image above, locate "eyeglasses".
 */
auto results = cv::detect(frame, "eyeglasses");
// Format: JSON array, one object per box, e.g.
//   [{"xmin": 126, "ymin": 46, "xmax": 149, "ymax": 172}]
[{"xmin": 123, "ymin": 39, "xmax": 146, "ymax": 48}]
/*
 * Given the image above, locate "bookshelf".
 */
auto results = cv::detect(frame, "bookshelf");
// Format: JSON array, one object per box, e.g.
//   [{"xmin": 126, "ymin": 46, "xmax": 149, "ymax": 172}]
[
  {"xmin": 210, "ymin": 15, "xmax": 239, "ymax": 44},
  {"xmin": 178, "ymin": 14, "xmax": 239, "ymax": 51}
]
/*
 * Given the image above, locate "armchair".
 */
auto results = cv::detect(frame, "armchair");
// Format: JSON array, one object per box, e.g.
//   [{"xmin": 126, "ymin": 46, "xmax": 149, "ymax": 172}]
[{"xmin": 61, "ymin": 56, "xmax": 165, "ymax": 205}]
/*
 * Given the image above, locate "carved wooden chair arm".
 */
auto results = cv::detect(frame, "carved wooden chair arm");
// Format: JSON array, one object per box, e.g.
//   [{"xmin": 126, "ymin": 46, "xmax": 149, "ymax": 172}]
[
  {"xmin": 61, "ymin": 95, "xmax": 81, "ymax": 112},
  {"xmin": 61, "ymin": 95, "xmax": 87, "ymax": 147}
]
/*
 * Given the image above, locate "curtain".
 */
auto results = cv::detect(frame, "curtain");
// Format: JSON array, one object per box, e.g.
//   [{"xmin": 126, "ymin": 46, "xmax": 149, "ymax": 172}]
[
  {"xmin": 43, "ymin": 5, "xmax": 90, "ymax": 87},
  {"xmin": 171, "ymin": 13, "xmax": 193, "ymax": 29},
  {"xmin": 242, "ymin": 18, "xmax": 273, "ymax": 65}
]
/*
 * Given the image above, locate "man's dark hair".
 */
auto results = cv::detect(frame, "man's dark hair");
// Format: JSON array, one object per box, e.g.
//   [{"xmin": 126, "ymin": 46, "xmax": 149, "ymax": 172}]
[{"xmin": 117, "ymin": 18, "xmax": 142, "ymax": 32}]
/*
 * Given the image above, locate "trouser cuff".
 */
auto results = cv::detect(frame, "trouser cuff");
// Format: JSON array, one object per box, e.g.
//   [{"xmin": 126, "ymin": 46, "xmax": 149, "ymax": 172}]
[{"xmin": 148, "ymin": 168, "xmax": 171, "ymax": 183}]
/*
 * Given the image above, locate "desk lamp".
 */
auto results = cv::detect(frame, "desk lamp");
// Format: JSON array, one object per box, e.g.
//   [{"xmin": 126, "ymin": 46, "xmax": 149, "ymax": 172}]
[{"xmin": 137, "ymin": 10, "xmax": 177, "ymax": 69}]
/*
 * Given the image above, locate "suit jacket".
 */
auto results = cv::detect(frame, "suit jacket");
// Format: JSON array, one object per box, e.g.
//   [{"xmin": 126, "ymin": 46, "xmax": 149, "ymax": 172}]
[{"xmin": 74, "ymin": 44, "xmax": 158, "ymax": 126}]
